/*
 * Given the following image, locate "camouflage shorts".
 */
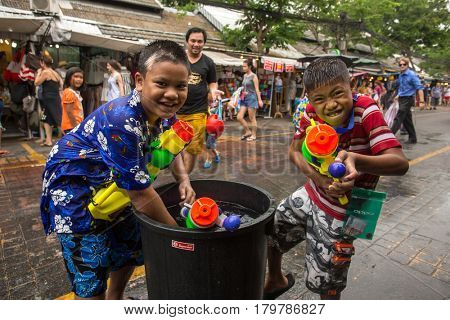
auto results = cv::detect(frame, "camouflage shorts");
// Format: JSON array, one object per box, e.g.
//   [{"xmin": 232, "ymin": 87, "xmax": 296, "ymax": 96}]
[{"xmin": 268, "ymin": 187, "xmax": 355, "ymax": 295}]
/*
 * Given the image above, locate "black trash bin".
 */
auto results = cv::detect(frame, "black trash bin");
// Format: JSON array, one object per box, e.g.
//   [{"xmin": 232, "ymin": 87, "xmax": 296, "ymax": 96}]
[{"xmin": 135, "ymin": 179, "xmax": 275, "ymax": 299}]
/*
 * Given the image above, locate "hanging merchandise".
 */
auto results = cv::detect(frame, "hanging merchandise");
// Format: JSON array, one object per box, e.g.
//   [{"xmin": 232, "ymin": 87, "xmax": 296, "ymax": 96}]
[
  {"xmin": 3, "ymin": 51, "xmax": 21, "ymax": 83},
  {"xmin": 19, "ymin": 50, "xmax": 36, "ymax": 82},
  {"xmin": 121, "ymin": 67, "xmax": 132, "ymax": 96}
]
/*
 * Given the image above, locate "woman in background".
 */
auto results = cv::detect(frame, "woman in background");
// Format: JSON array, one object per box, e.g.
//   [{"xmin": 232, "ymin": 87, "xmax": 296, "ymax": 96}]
[
  {"xmin": 237, "ymin": 59, "xmax": 263, "ymax": 142},
  {"xmin": 35, "ymin": 54, "xmax": 63, "ymax": 147},
  {"xmin": 106, "ymin": 59, "xmax": 125, "ymax": 101},
  {"xmin": 61, "ymin": 67, "xmax": 85, "ymax": 133}
]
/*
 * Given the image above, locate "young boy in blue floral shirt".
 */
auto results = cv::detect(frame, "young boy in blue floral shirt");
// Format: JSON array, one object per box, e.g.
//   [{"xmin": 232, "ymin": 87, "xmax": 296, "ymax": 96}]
[{"xmin": 40, "ymin": 40, "xmax": 195, "ymax": 299}]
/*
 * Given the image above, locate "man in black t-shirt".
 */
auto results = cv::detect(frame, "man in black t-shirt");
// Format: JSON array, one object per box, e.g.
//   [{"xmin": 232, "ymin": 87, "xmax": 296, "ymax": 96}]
[{"xmin": 177, "ymin": 27, "xmax": 222, "ymax": 174}]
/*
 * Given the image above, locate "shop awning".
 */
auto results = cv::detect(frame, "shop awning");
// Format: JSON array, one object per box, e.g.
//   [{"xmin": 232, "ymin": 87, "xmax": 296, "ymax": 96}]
[
  {"xmin": 298, "ymin": 54, "xmax": 359, "ymax": 66},
  {"xmin": 353, "ymin": 66, "xmax": 383, "ymax": 74},
  {"xmin": 203, "ymin": 50, "xmax": 242, "ymax": 67},
  {"xmin": 261, "ymin": 56, "xmax": 300, "ymax": 68},
  {"xmin": 60, "ymin": 18, "xmax": 145, "ymax": 53},
  {"xmin": 69, "ymin": 31, "xmax": 145, "ymax": 53},
  {"xmin": 0, "ymin": 17, "xmax": 46, "ymax": 34}
]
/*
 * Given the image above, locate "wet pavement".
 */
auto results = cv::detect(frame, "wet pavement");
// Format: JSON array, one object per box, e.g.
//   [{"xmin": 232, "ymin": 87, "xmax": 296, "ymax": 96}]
[{"xmin": 0, "ymin": 107, "xmax": 449, "ymax": 299}]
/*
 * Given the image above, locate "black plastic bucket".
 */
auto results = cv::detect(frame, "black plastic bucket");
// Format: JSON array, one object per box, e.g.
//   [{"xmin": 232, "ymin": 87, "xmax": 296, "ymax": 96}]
[{"xmin": 135, "ymin": 179, "xmax": 275, "ymax": 299}]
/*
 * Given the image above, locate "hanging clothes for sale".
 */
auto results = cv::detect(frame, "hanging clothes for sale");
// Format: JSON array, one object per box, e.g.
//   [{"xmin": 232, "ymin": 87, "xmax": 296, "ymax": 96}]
[
  {"xmin": 84, "ymin": 55, "xmax": 108, "ymax": 115},
  {"xmin": 120, "ymin": 66, "xmax": 132, "ymax": 96}
]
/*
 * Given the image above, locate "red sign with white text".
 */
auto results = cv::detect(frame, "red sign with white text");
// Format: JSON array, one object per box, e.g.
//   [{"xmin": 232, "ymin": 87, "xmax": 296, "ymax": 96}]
[
  {"xmin": 285, "ymin": 64, "xmax": 294, "ymax": 72},
  {"xmin": 171, "ymin": 240, "xmax": 195, "ymax": 251},
  {"xmin": 263, "ymin": 59, "xmax": 274, "ymax": 71}
]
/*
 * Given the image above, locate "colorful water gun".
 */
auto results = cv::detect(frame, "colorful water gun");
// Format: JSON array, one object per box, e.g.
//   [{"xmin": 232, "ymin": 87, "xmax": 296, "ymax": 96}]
[
  {"xmin": 88, "ymin": 120, "xmax": 194, "ymax": 221},
  {"xmin": 206, "ymin": 99, "xmax": 225, "ymax": 138},
  {"xmin": 180, "ymin": 197, "xmax": 241, "ymax": 231},
  {"xmin": 301, "ymin": 119, "xmax": 348, "ymax": 205}
]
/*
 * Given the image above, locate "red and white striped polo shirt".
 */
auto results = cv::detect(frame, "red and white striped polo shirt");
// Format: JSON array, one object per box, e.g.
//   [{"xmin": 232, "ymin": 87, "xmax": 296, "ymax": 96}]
[{"xmin": 293, "ymin": 94, "xmax": 401, "ymax": 221}]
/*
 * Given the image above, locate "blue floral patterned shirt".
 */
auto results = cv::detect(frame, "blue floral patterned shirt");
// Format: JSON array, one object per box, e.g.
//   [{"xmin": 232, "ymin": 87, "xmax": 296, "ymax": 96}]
[{"xmin": 40, "ymin": 90, "xmax": 171, "ymax": 235}]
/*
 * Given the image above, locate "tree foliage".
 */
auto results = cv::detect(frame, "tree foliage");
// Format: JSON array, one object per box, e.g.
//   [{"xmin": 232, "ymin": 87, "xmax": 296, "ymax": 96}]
[
  {"xmin": 221, "ymin": 0, "xmax": 306, "ymax": 55},
  {"xmin": 160, "ymin": 0, "xmax": 450, "ymax": 76},
  {"xmin": 337, "ymin": 0, "xmax": 449, "ymax": 75}
]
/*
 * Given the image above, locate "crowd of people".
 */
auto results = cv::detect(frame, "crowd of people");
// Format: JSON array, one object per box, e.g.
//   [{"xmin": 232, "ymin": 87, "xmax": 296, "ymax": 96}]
[{"xmin": 0, "ymin": 50, "xmax": 130, "ymax": 152}]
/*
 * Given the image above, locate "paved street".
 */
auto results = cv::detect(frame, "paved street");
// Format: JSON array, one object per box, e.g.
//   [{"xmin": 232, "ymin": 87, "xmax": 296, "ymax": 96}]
[{"xmin": 0, "ymin": 107, "xmax": 449, "ymax": 300}]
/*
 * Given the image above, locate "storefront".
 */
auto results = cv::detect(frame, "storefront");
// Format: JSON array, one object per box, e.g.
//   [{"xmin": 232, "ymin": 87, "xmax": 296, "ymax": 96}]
[{"xmin": 259, "ymin": 56, "xmax": 301, "ymax": 118}]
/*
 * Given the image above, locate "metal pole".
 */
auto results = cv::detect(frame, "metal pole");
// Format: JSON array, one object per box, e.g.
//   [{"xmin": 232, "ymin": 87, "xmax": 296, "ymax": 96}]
[{"xmin": 265, "ymin": 72, "xmax": 275, "ymax": 118}]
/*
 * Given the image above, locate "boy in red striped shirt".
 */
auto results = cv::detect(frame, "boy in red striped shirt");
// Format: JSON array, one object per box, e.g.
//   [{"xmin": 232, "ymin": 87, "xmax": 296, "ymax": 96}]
[{"xmin": 264, "ymin": 58, "xmax": 409, "ymax": 300}]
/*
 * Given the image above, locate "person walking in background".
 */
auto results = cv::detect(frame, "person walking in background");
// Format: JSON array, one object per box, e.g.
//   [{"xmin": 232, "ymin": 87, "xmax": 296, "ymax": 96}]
[
  {"xmin": 35, "ymin": 54, "xmax": 63, "ymax": 147},
  {"xmin": 374, "ymin": 80, "xmax": 386, "ymax": 108},
  {"xmin": 443, "ymin": 84, "xmax": 450, "ymax": 106},
  {"xmin": 61, "ymin": 67, "xmax": 85, "ymax": 134},
  {"xmin": 237, "ymin": 59, "xmax": 263, "ymax": 142},
  {"xmin": 390, "ymin": 57, "xmax": 424, "ymax": 144},
  {"xmin": 431, "ymin": 83, "xmax": 441, "ymax": 110},
  {"xmin": 55, "ymin": 60, "xmax": 68, "ymax": 81},
  {"xmin": 106, "ymin": 59, "xmax": 125, "ymax": 101},
  {"xmin": 422, "ymin": 82, "xmax": 431, "ymax": 110},
  {"xmin": 357, "ymin": 79, "xmax": 370, "ymax": 95},
  {"xmin": 203, "ymin": 130, "xmax": 221, "ymax": 169},
  {"xmin": 176, "ymin": 27, "xmax": 222, "ymax": 174}
]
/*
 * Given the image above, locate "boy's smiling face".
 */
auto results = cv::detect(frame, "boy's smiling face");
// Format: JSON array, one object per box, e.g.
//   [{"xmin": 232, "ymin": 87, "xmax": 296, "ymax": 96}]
[
  {"xmin": 308, "ymin": 81, "xmax": 353, "ymax": 127},
  {"xmin": 135, "ymin": 61, "xmax": 189, "ymax": 123}
]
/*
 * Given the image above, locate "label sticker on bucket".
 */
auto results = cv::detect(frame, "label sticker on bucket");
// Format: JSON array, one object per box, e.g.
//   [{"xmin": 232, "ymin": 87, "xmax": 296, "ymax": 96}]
[{"xmin": 171, "ymin": 240, "xmax": 195, "ymax": 251}]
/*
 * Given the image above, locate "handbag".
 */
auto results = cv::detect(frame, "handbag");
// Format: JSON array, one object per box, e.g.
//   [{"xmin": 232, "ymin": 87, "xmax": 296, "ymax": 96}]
[{"xmin": 22, "ymin": 95, "xmax": 36, "ymax": 113}]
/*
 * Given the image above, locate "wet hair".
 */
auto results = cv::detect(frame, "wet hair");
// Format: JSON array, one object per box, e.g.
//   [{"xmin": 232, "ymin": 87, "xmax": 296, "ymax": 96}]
[
  {"xmin": 41, "ymin": 54, "xmax": 53, "ymax": 67},
  {"xmin": 108, "ymin": 59, "xmax": 122, "ymax": 72},
  {"xmin": 303, "ymin": 57, "xmax": 350, "ymax": 93},
  {"xmin": 64, "ymin": 67, "xmax": 84, "ymax": 89},
  {"xmin": 138, "ymin": 40, "xmax": 190, "ymax": 77},
  {"xmin": 185, "ymin": 27, "xmax": 207, "ymax": 43}
]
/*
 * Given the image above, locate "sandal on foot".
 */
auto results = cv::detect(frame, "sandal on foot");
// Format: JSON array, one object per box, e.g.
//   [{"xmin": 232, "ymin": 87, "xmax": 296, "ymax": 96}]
[
  {"xmin": 40, "ymin": 142, "xmax": 53, "ymax": 147},
  {"xmin": 263, "ymin": 273, "xmax": 295, "ymax": 300},
  {"xmin": 246, "ymin": 136, "xmax": 256, "ymax": 141},
  {"xmin": 240, "ymin": 133, "xmax": 251, "ymax": 140}
]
